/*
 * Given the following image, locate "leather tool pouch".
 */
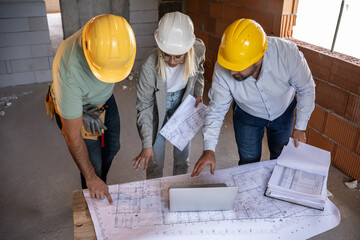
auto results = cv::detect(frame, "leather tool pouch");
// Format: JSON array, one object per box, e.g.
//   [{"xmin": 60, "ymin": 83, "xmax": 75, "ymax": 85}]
[
  {"xmin": 45, "ymin": 85, "xmax": 106, "ymax": 141},
  {"xmin": 81, "ymin": 104, "xmax": 106, "ymax": 140},
  {"xmin": 45, "ymin": 85, "xmax": 56, "ymax": 120}
]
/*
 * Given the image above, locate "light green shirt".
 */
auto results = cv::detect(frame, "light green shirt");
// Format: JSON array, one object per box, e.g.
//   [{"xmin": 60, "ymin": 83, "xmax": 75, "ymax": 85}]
[{"xmin": 51, "ymin": 29, "xmax": 114, "ymax": 119}]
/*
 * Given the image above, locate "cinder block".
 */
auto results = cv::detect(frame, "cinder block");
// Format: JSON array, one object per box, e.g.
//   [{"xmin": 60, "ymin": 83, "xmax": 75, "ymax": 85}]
[
  {"xmin": 0, "ymin": 71, "xmax": 36, "ymax": 88},
  {"xmin": 307, "ymin": 128, "xmax": 334, "ymax": 153},
  {"xmin": 316, "ymin": 81, "xmax": 348, "ymax": 116},
  {"xmin": 308, "ymin": 105, "xmax": 327, "ymax": 133},
  {"xmin": 345, "ymin": 94, "xmax": 360, "ymax": 126},
  {"xmin": 0, "ymin": 46, "xmax": 31, "ymax": 61},
  {"xmin": 0, "ymin": 2, "xmax": 46, "ymax": 18},
  {"xmin": 132, "ymin": 60, "xmax": 141, "ymax": 72},
  {"xmin": 49, "ymin": 56, "xmax": 54, "ymax": 69},
  {"xmin": 210, "ymin": 1, "xmax": 222, "ymax": 19},
  {"xmin": 31, "ymin": 44, "xmax": 53, "ymax": 57},
  {"xmin": 35, "ymin": 69, "xmax": 52, "ymax": 83},
  {"xmin": 0, "ymin": 18, "xmax": 29, "ymax": 33},
  {"xmin": 0, "ymin": 61, "xmax": 6, "ymax": 74},
  {"xmin": 11, "ymin": 57, "xmax": 50, "ymax": 72},
  {"xmin": 132, "ymin": 23, "xmax": 157, "ymax": 36},
  {"xmin": 130, "ymin": 0, "xmax": 157, "ymax": 11},
  {"xmin": 0, "ymin": 34, "xmax": 6, "ymax": 47},
  {"xmin": 135, "ymin": 35, "xmax": 156, "ymax": 48},
  {"xmin": 5, "ymin": 60, "xmax": 12, "ymax": 73},
  {"xmin": 4, "ymin": 31, "xmax": 51, "ymax": 46},
  {"xmin": 130, "ymin": 10, "xmax": 158, "ymax": 24},
  {"xmin": 324, "ymin": 113, "xmax": 358, "ymax": 151},
  {"xmin": 136, "ymin": 47, "xmax": 154, "ymax": 60},
  {"xmin": 28, "ymin": 17, "xmax": 49, "ymax": 31},
  {"xmin": 334, "ymin": 145, "xmax": 360, "ymax": 181},
  {"xmin": 329, "ymin": 58, "xmax": 360, "ymax": 95}
]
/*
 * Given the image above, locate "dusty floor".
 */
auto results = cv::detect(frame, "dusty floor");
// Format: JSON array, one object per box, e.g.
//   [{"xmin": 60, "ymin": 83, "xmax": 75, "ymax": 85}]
[
  {"xmin": 0, "ymin": 12, "xmax": 359, "ymax": 240},
  {"xmin": 0, "ymin": 79, "xmax": 359, "ymax": 240}
]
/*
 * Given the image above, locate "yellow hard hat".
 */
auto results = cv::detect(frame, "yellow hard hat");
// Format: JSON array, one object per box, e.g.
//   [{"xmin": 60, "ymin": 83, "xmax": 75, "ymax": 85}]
[
  {"xmin": 217, "ymin": 19, "xmax": 267, "ymax": 71},
  {"xmin": 82, "ymin": 14, "xmax": 136, "ymax": 83}
]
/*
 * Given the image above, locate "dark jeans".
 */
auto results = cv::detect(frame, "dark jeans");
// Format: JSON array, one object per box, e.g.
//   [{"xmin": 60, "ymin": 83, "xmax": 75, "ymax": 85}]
[
  {"xmin": 55, "ymin": 95, "xmax": 120, "ymax": 189},
  {"xmin": 232, "ymin": 97, "xmax": 296, "ymax": 165}
]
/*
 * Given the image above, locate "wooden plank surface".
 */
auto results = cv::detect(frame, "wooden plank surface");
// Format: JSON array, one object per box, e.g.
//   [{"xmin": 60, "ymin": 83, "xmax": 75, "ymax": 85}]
[{"xmin": 72, "ymin": 190, "xmax": 97, "ymax": 240}]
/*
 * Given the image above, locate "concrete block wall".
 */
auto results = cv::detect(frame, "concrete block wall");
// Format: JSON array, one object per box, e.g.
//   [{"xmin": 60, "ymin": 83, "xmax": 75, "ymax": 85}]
[
  {"xmin": 129, "ymin": 0, "xmax": 158, "ymax": 70},
  {"xmin": 299, "ymin": 45, "xmax": 360, "ymax": 181},
  {"xmin": 185, "ymin": 0, "xmax": 360, "ymax": 181},
  {"xmin": 0, "ymin": 0, "xmax": 53, "ymax": 88},
  {"xmin": 185, "ymin": 0, "xmax": 298, "ymax": 81}
]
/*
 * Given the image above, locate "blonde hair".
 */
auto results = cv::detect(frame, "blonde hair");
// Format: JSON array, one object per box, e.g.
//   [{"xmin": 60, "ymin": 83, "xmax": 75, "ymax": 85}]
[{"xmin": 156, "ymin": 47, "xmax": 196, "ymax": 83}]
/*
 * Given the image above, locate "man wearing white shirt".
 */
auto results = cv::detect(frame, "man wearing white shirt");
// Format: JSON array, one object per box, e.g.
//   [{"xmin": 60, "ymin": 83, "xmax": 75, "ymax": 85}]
[{"xmin": 191, "ymin": 19, "xmax": 315, "ymax": 176}]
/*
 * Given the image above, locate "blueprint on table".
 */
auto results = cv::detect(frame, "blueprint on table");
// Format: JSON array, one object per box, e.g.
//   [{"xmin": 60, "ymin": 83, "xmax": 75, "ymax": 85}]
[
  {"xmin": 159, "ymin": 94, "xmax": 207, "ymax": 151},
  {"xmin": 83, "ymin": 160, "xmax": 340, "ymax": 240}
]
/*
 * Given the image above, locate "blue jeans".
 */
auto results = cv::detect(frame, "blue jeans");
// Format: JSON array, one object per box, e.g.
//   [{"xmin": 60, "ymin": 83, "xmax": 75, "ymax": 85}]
[
  {"xmin": 233, "ymin": 97, "xmax": 296, "ymax": 165},
  {"xmin": 81, "ymin": 95, "xmax": 120, "ymax": 188},
  {"xmin": 146, "ymin": 89, "xmax": 190, "ymax": 179}
]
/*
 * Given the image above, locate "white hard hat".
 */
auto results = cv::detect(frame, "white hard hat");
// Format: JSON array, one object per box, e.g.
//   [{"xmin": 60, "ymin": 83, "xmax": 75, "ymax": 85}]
[{"xmin": 154, "ymin": 12, "xmax": 196, "ymax": 55}]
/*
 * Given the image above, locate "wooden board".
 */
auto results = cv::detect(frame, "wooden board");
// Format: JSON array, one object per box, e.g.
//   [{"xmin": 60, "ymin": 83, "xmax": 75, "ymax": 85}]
[{"xmin": 72, "ymin": 190, "xmax": 97, "ymax": 240}]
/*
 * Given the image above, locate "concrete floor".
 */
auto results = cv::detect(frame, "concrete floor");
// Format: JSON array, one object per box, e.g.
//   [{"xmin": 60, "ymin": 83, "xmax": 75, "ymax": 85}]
[{"xmin": 0, "ymin": 12, "xmax": 359, "ymax": 240}]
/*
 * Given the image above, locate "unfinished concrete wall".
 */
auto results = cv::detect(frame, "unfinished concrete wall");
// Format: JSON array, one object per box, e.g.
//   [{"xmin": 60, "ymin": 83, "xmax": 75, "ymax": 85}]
[
  {"xmin": 0, "ymin": 0, "xmax": 53, "ymax": 88},
  {"xmin": 60, "ymin": 0, "xmax": 130, "ymax": 39},
  {"xmin": 59, "ymin": 0, "xmax": 160, "ymax": 71},
  {"xmin": 129, "ymin": 0, "xmax": 158, "ymax": 70},
  {"xmin": 185, "ymin": 0, "xmax": 360, "ymax": 181}
]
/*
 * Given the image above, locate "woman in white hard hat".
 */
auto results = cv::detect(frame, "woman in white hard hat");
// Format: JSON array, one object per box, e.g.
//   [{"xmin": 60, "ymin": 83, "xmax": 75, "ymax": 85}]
[{"xmin": 132, "ymin": 11, "xmax": 206, "ymax": 179}]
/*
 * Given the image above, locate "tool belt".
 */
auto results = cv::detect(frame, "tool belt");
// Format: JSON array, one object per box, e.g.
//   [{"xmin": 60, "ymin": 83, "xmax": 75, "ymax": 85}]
[{"xmin": 45, "ymin": 85, "xmax": 106, "ymax": 140}]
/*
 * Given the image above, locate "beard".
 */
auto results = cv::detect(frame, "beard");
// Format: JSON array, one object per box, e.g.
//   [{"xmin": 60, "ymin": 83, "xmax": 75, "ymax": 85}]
[{"xmin": 232, "ymin": 64, "xmax": 258, "ymax": 82}]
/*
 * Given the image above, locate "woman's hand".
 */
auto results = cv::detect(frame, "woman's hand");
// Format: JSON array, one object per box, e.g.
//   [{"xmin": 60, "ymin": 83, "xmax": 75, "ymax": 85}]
[{"xmin": 132, "ymin": 148, "xmax": 156, "ymax": 171}]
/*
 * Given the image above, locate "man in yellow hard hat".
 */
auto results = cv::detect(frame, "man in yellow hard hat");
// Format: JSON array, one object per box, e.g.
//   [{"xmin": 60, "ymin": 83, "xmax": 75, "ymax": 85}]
[
  {"xmin": 46, "ymin": 14, "xmax": 136, "ymax": 204},
  {"xmin": 191, "ymin": 19, "xmax": 315, "ymax": 176}
]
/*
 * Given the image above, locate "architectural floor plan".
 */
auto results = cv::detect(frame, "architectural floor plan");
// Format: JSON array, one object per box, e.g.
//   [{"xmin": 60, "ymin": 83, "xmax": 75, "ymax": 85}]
[
  {"xmin": 159, "ymin": 95, "xmax": 207, "ymax": 151},
  {"xmin": 83, "ymin": 160, "xmax": 340, "ymax": 240}
]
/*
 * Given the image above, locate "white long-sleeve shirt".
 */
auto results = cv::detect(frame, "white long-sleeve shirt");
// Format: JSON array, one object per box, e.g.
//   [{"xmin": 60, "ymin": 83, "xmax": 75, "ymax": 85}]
[{"xmin": 203, "ymin": 37, "xmax": 315, "ymax": 152}]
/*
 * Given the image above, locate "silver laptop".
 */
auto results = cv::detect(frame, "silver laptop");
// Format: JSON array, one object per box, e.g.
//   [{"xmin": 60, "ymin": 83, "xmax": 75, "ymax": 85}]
[{"xmin": 169, "ymin": 183, "xmax": 238, "ymax": 212}]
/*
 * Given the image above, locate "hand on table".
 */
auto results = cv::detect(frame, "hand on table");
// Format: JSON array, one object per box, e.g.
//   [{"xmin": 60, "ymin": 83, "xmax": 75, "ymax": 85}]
[
  {"xmin": 191, "ymin": 150, "xmax": 216, "ymax": 177},
  {"xmin": 86, "ymin": 175, "xmax": 113, "ymax": 205}
]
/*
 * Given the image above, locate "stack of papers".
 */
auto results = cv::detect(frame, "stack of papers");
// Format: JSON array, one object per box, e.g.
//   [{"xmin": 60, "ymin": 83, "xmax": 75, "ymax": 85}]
[{"xmin": 265, "ymin": 138, "xmax": 331, "ymax": 210}]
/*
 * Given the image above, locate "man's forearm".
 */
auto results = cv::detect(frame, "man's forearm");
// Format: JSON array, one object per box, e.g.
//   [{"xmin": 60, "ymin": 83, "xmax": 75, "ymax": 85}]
[{"xmin": 64, "ymin": 134, "xmax": 96, "ymax": 181}]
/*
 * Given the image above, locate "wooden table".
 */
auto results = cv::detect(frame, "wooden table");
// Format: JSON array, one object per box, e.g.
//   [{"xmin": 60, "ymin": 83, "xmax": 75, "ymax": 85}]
[{"xmin": 72, "ymin": 190, "xmax": 97, "ymax": 240}]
